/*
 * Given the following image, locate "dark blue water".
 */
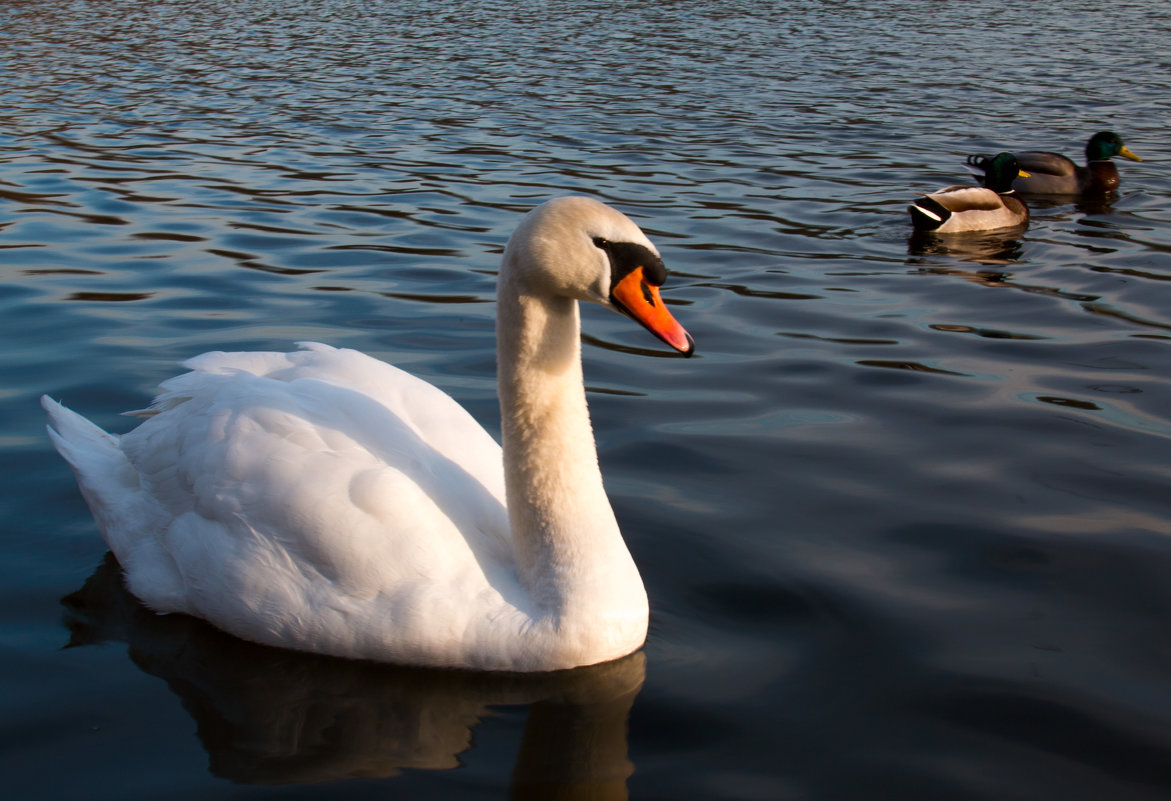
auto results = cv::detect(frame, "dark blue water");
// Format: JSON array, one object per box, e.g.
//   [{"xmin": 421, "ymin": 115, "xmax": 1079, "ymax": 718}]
[{"xmin": 4, "ymin": 1, "xmax": 1171, "ymax": 798}]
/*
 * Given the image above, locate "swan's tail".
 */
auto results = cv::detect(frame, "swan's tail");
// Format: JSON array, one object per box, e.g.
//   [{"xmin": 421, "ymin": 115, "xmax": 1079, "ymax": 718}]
[
  {"xmin": 43, "ymin": 396, "xmax": 187, "ymax": 614},
  {"xmin": 41, "ymin": 395, "xmax": 140, "ymax": 547},
  {"xmin": 42, "ymin": 395, "xmax": 122, "ymax": 474}
]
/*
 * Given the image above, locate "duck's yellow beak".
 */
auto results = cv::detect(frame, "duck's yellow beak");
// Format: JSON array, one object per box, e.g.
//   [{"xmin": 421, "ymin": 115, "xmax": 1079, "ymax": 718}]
[
  {"xmin": 611, "ymin": 266, "xmax": 694, "ymax": 356},
  {"xmin": 1018, "ymin": 168, "xmax": 1032, "ymax": 178},
  {"xmin": 1119, "ymin": 146, "xmax": 1143, "ymax": 162}
]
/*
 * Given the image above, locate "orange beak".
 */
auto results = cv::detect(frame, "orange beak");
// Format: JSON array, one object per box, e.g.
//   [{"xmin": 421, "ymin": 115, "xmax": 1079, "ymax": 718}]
[{"xmin": 610, "ymin": 266, "xmax": 694, "ymax": 356}]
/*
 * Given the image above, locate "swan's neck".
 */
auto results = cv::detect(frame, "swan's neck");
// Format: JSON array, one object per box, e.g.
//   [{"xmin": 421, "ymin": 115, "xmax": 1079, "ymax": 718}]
[{"xmin": 496, "ymin": 283, "xmax": 646, "ymax": 628}]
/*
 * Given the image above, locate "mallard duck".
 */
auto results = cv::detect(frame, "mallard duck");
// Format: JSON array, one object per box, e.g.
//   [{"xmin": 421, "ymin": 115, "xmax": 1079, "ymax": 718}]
[
  {"xmin": 43, "ymin": 197, "xmax": 695, "ymax": 673},
  {"xmin": 966, "ymin": 131, "xmax": 1142, "ymax": 195},
  {"xmin": 909, "ymin": 153, "xmax": 1030, "ymax": 233}
]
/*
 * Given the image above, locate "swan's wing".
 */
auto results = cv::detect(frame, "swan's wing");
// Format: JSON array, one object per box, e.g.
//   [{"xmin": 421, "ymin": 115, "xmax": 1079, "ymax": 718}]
[{"xmin": 62, "ymin": 345, "xmax": 514, "ymax": 654}]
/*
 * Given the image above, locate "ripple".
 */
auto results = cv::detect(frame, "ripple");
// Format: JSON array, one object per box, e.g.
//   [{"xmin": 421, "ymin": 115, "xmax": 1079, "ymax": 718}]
[
  {"xmin": 5, "ymin": 1, "xmax": 1171, "ymax": 800},
  {"xmin": 65, "ymin": 291, "xmax": 154, "ymax": 303}
]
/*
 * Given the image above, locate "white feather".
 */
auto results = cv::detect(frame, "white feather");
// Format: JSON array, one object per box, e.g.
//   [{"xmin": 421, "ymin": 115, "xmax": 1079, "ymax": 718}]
[{"xmin": 44, "ymin": 197, "xmax": 682, "ymax": 672}]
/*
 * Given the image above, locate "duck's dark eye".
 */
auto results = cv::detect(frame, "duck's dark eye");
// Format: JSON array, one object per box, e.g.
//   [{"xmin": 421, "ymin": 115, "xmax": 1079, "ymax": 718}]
[{"xmin": 592, "ymin": 237, "xmax": 609, "ymax": 249}]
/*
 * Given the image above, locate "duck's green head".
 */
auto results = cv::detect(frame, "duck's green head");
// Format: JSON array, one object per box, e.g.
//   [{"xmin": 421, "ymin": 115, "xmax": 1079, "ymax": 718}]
[
  {"xmin": 980, "ymin": 152, "xmax": 1030, "ymax": 193},
  {"xmin": 1087, "ymin": 131, "xmax": 1142, "ymax": 162}
]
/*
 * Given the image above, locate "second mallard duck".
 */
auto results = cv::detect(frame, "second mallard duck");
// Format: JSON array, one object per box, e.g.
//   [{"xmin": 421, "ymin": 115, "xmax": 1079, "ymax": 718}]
[
  {"xmin": 909, "ymin": 153, "xmax": 1030, "ymax": 233},
  {"xmin": 966, "ymin": 131, "xmax": 1142, "ymax": 196}
]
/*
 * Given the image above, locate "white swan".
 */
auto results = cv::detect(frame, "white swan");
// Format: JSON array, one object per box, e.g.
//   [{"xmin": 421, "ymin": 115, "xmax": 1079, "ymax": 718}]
[{"xmin": 43, "ymin": 197, "xmax": 694, "ymax": 672}]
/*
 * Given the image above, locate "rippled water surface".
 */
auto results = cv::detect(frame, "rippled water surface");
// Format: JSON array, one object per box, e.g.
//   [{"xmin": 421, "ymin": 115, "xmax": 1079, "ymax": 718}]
[{"xmin": 4, "ymin": 1, "xmax": 1171, "ymax": 798}]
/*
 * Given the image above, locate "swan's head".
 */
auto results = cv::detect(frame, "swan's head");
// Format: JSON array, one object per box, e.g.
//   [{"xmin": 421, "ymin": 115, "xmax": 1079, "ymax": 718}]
[{"xmin": 502, "ymin": 197, "xmax": 694, "ymax": 356}]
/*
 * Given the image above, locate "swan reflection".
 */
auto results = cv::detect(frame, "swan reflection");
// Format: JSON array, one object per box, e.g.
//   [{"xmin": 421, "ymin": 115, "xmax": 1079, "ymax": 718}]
[{"xmin": 63, "ymin": 554, "xmax": 644, "ymax": 797}]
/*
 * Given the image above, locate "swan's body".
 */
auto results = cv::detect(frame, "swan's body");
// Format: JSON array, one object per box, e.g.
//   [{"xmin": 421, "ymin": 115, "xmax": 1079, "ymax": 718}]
[
  {"xmin": 44, "ymin": 197, "xmax": 694, "ymax": 672},
  {"xmin": 909, "ymin": 152, "xmax": 1030, "ymax": 233},
  {"xmin": 966, "ymin": 131, "xmax": 1142, "ymax": 196}
]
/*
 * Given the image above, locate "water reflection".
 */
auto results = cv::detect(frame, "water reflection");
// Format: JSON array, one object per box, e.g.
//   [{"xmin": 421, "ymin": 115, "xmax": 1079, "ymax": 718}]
[
  {"xmin": 1070, "ymin": 196, "xmax": 1117, "ymax": 218},
  {"xmin": 906, "ymin": 229, "xmax": 1025, "ymax": 266},
  {"xmin": 911, "ymin": 262, "xmax": 1101, "ymax": 302},
  {"xmin": 63, "ymin": 554, "xmax": 644, "ymax": 797}
]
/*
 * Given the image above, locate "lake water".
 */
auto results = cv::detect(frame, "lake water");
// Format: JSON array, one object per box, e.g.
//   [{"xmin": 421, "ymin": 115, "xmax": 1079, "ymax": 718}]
[{"xmin": 3, "ymin": 1, "xmax": 1171, "ymax": 798}]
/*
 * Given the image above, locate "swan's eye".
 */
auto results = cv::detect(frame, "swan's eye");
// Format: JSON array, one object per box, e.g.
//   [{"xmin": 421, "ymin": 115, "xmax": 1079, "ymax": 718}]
[{"xmin": 592, "ymin": 237, "xmax": 609, "ymax": 249}]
